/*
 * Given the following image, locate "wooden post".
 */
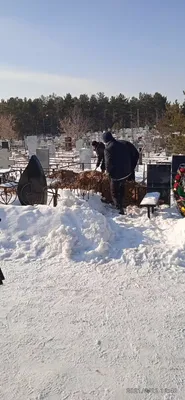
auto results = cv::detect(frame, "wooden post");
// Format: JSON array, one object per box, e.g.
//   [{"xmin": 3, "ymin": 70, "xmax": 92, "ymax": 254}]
[
  {"xmin": 0, "ymin": 268, "xmax": 5, "ymax": 285},
  {"xmin": 147, "ymin": 206, "xmax": 151, "ymax": 219},
  {"xmin": 139, "ymin": 149, "xmax": 142, "ymax": 165},
  {"xmin": 53, "ymin": 189, "xmax": 58, "ymax": 207}
]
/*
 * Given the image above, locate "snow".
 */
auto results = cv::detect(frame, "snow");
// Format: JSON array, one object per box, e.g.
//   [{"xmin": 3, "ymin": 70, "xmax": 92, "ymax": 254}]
[
  {"xmin": 1, "ymin": 192, "xmax": 185, "ymax": 399},
  {"xmin": 0, "ymin": 168, "xmax": 11, "ymax": 174},
  {"xmin": 140, "ymin": 192, "xmax": 160, "ymax": 205},
  {"xmin": 0, "ymin": 182, "xmax": 18, "ymax": 188},
  {"xmin": 135, "ymin": 164, "xmax": 144, "ymax": 182}
]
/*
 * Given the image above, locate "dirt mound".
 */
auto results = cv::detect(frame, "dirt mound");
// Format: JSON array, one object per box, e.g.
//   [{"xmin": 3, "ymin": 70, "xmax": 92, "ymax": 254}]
[{"xmin": 49, "ymin": 170, "xmax": 146, "ymax": 206}]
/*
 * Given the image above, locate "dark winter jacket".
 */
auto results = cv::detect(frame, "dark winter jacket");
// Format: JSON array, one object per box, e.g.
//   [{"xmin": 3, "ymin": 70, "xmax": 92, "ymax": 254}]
[
  {"xmin": 104, "ymin": 136, "xmax": 132, "ymax": 180},
  {"xmin": 94, "ymin": 142, "xmax": 105, "ymax": 168},
  {"xmin": 120, "ymin": 140, "xmax": 139, "ymax": 171}
]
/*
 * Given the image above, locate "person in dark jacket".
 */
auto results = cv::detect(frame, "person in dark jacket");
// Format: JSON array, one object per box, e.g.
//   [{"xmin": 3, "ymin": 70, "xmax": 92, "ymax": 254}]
[
  {"xmin": 102, "ymin": 132, "xmax": 138, "ymax": 214},
  {"xmin": 92, "ymin": 141, "xmax": 105, "ymax": 172},
  {"xmin": 120, "ymin": 140, "xmax": 139, "ymax": 181}
]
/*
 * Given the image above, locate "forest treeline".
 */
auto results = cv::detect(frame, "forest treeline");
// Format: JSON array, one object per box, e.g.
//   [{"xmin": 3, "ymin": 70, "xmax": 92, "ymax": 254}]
[{"xmin": 0, "ymin": 92, "xmax": 169, "ymax": 137}]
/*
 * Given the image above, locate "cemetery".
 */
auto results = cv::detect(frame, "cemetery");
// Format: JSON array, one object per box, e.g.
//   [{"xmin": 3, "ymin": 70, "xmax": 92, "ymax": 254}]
[
  {"xmin": 2, "ymin": 0, "xmax": 185, "ymax": 396},
  {"xmin": 2, "ymin": 131, "xmax": 185, "ymax": 400},
  {"xmin": 0, "ymin": 133, "xmax": 183, "ymax": 220}
]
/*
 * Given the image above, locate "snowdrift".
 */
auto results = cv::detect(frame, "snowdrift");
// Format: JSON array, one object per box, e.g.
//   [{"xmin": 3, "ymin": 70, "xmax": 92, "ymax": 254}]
[
  {"xmin": 0, "ymin": 190, "xmax": 183, "ymax": 266},
  {"xmin": 0, "ymin": 190, "xmax": 116, "ymax": 263}
]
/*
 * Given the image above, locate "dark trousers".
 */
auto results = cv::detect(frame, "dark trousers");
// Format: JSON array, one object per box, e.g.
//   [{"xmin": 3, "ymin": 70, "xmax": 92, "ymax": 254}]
[
  {"xmin": 101, "ymin": 160, "xmax": 105, "ymax": 172},
  {"xmin": 110, "ymin": 179, "xmax": 125, "ymax": 210}
]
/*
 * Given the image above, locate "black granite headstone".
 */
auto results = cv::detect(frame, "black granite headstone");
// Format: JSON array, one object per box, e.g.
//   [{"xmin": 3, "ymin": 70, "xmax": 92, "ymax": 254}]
[
  {"xmin": 17, "ymin": 155, "xmax": 48, "ymax": 205},
  {"xmin": 172, "ymin": 155, "xmax": 185, "ymax": 183},
  {"xmin": 2, "ymin": 141, "xmax": 9, "ymax": 149},
  {"xmin": 147, "ymin": 164, "xmax": 171, "ymax": 205}
]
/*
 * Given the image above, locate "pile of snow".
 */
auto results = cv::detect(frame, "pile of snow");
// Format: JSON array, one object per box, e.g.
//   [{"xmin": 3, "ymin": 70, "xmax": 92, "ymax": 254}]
[
  {"xmin": 0, "ymin": 190, "xmax": 115, "ymax": 263},
  {"xmin": 166, "ymin": 216, "xmax": 185, "ymax": 269},
  {"xmin": 1, "ymin": 191, "xmax": 185, "ymax": 400}
]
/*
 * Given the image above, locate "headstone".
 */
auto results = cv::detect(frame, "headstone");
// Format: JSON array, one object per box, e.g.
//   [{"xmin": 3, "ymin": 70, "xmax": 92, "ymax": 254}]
[
  {"xmin": 26, "ymin": 136, "xmax": 38, "ymax": 158},
  {"xmin": 172, "ymin": 155, "xmax": 185, "ymax": 183},
  {"xmin": 79, "ymin": 148, "xmax": 91, "ymax": 170},
  {"xmin": 65, "ymin": 137, "xmax": 72, "ymax": 151},
  {"xmin": 76, "ymin": 139, "xmax": 84, "ymax": 151},
  {"xmin": 147, "ymin": 164, "xmax": 171, "ymax": 205},
  {"xmin": 17, "ymin": 155, "xmax": 48, "ymax": 205},
  {"xmin": 36, "ymin": 148, "xmax": 49, "ymax": 171},
  {"xmin": 2, "ymin": 141, "xmax": 9, "ymax": 150},
  {"xmin": 48, "ymin": 143, "xmax": 56, "ymax": 158},
  {"xmin": 0, "ymin": 149, "xmax": 13, "ymax": 169}
]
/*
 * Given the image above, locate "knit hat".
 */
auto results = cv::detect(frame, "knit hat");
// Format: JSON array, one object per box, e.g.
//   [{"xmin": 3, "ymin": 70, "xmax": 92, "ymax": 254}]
[{"xmin": 102, "ymin": 131, "xmax": 113, "ymax": 143}]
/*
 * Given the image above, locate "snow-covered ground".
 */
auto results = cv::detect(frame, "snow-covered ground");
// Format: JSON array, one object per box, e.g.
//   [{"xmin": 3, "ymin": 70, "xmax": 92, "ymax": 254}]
[{"xmin": 1, "ymin": 191, "xmax": 185, "ymax": 399}]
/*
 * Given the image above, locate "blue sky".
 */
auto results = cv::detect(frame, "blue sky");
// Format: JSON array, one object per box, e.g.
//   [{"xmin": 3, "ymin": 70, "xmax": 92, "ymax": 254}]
[{"xmin": 0, "ymin": 0, "xmax": 185, "ymax": 101}]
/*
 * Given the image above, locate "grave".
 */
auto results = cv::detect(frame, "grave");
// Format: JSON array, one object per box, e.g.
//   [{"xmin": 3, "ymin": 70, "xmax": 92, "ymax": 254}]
[
  {"xmin": 48, "ymin": 143, "xmax": 56, "ymax": 158},
  {"xmin": 65, "ymin": 137, "xmax": 72, "ymax": 151},
  {"xmin": 0, "ymin": 149, "xmax": 14, "ymax": 169},
  {"xmin": 76, "ymin": 139, "xmax": 84, "ymax": 151},
  {"xmin": 147, "ymin": 164, "xmax": 171, "ymax": 205},
  {"xmin": 2, "ymin": 141, "xmax": 9, "ymax": 150},
  {"xmin": 36, "ymin": 148, "xmax": 49, "ymax": 171},
  {"xmin": 172, "ymin": 155, "xmax": 185, "ymax": 182},
  {"xmin": 26, "ymin": 136, "xmax": 38, "ymax": 158},
  {"xmin": 79, "ymin": 148, "xmax": 91, "ymax": 170},
  {"xmin": 17, "ymin": 155, "xmax": 47, "ymax": 205}
]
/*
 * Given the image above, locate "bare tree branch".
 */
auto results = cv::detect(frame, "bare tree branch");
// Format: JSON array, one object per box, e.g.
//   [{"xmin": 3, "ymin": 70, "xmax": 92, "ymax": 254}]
[
  {"xmin": 0, "ymin": 115, "xmax": 18, "ymax": 139},
  {"xmin": 60, "ymin": 107, "xmax": 91, "ymax": 143}
]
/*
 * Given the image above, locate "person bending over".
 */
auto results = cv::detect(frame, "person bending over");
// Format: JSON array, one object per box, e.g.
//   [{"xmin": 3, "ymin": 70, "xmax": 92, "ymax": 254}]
[{"xmin": 92, "ymin": 141, "xmax": 105, "ymax": 172}]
